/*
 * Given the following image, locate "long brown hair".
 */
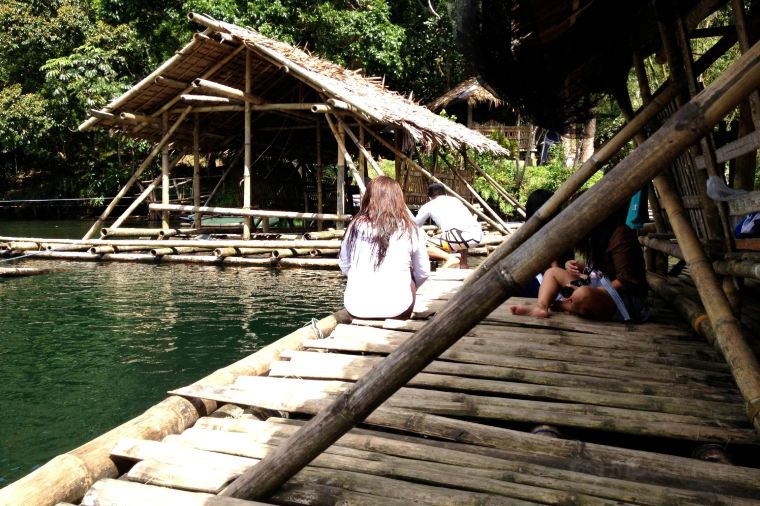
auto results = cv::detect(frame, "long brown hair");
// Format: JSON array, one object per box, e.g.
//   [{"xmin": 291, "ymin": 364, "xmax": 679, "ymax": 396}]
[{"xmin": 344, "ymin": 176, "xmax": 418, "ymax": 269}]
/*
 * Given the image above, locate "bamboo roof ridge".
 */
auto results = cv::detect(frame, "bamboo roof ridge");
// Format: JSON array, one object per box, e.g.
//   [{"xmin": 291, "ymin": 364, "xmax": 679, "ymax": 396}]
[
  {"xmin": 79, "ymin": 13, "xmax": 508, "ymax": 156},
  {"xmin": 428, "ymin": 77, "xmax": 504, "ymax": 111}
]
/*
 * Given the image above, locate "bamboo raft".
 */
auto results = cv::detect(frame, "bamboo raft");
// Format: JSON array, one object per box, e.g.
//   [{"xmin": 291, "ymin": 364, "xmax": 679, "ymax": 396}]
[{"xmin": 6, "ymin": 270, "xmax": 759, "ymax": 505}]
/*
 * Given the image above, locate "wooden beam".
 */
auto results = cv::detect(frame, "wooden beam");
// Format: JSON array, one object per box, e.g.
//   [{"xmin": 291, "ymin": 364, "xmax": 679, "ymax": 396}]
[
  {"xmin": 193, "ymin": 78, "xmax": 266, "ymax": 105},
  {"xmin": 148, "ymin": 203, "xmax": 350, "ymax": 222},
  {"xmin": 243, "ymin": 50, "xmax": 252, "ymax": 239}
]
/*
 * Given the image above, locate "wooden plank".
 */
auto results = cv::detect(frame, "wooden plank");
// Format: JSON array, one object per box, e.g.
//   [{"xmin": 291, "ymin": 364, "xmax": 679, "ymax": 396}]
[
  {"xmin": 168, "ymin": 428, "xmax": 637, "ymax": 506},
  {"xmin": 328, "ymin": 324, "xmax": 729, "ymax": 372},
  {"xmin": 729, "ymin": 191, "xmax": 760, "ymax": 216},
  {"xmin": 171, "ymin": 378, "xmax": 758, "ymax": 443},
  {"xmin": 193, "ymin": 416, "xmax": 759, "ymax": 506},
  {"xmin": 81, "ymin": 478, "xmax": 270, "ymax": 506},
  {"xmin": 278, "ymin": 350, "xmax": 737, "ymax": 403},
  {"xmin": 272, "ymin": 351, "xmax": 745, "ymax": 420},
  {"xmin": 116, "ymin": 437, "xmax": 534, "ymax": 505},
  {"xmin": 303, "ymin": 335, "xmax": 738, "ymax": 389}
]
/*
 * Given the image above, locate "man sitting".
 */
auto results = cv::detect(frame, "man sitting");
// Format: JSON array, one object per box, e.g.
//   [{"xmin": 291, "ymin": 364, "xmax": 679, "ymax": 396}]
[{"xmin": 415, "ymin": 183, "xmax": 483, "ymax": 268}]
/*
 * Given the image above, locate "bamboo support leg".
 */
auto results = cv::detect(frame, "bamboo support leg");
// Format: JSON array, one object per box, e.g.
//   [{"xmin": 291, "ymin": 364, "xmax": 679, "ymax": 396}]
[
  {"xmin": 243, "ymin": 50, "xmax": 252, "ymax": 239},
  {"xmin": 193, "ymin": 114, "xmax": 202, "ymax": 227},
  {"xmin": 219, "ymin": 39, "xmax": 760, "ymax": 501}
]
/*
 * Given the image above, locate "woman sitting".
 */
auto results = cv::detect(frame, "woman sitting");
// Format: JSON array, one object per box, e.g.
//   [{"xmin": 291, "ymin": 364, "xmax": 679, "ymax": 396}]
[
  {"xmin": 510, "ymin": 208, "xmax": 648, "ymax": 322},
  {"xmin": 339, "ymin": 176, "xmax": 430, "ymax": 320}
]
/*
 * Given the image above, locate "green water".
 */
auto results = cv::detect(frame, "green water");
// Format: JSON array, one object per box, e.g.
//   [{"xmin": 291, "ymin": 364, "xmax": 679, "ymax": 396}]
[{"xmin": 0, "ymin": 220, "xmax": 345, "ymax": 486}]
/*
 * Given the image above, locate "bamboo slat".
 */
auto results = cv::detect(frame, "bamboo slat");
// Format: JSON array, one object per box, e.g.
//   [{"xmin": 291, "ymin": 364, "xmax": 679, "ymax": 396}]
[{"xmin": 190, "ymin": 417, "xmax": 757, "ymax": 505}]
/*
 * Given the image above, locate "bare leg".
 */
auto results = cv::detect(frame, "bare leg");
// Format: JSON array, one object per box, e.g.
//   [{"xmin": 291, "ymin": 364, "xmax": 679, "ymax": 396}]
[
  {"xmin": 509, "ymin": 267, "xmax": 575, "ymax": 318},
  {"xmin": 427, "ymin": 245, "xmax": 459, "ymax": 268}
]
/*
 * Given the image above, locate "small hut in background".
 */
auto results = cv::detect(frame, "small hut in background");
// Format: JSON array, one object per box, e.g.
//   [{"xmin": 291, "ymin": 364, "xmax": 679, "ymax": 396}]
[{"xmin": 429, "ymin": 77, "xmax": 537, "ymax": 164}]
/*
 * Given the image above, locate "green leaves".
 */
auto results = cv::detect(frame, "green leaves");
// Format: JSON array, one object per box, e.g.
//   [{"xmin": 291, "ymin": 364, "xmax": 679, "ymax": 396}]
[{"xmin": 0, "ymin": 85, "xmax": 53, "ymax": 154}]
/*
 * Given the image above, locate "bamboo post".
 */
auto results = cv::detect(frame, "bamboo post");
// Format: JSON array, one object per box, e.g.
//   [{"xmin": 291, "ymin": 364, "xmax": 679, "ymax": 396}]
[
  {"xmin": 243, "ymin": 50, "xmax": 252, "ymax": 239},
  {"xmin": 336, "ymin": 120, "xmax": 346, "ymax": 230},
  {"xmin": 219, "ymin": 38, "xmax": 760, "ymax": 501},
  {"xmin": 324, "ymin": 115, "xmax": 366, "ymax": 194},
  {"xmin": 161, "ymin": 112, "xmax": 170, "ymax": 230},
  {"xmin": 82, "ymin": 107, "xmax": 193, "ymax": 239},
  {"xmin": 359, "ymin": 125, "xmax": 367, "ymax": 180},
  {"xmin": 193, "ymin": 114, "xmax": 202, "ymax": 227},
  {"xmin": 148, "ymin": 203, "xmax": 350, "ymax": 222},
  {"xmin": 316, "ymin": 120, "xmax": 323, "ymax": 232},
  {"xmin": 365, "ymin": 129, "xmax": 506, "ymax": 233}
]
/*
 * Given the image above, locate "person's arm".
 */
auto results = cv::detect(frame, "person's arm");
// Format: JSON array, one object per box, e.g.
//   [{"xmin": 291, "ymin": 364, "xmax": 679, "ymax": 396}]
[
  {"xmin": 411, "ymin": 228, "xmax": 430, "ymax": 287},
  {"xmin": 414, "ymin": 202, "xmax": 431, "ymax": 227},
  {"xmin": 606, "ymin": 226, "xmax": 645, "ymax": 290},
  {"xmin": 338, "ymin": 239, "xmax": 351, "ymax": 275}
]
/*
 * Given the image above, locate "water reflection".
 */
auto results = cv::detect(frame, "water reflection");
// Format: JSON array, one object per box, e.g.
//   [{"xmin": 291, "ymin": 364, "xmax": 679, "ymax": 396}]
[{"xmin": 0, "ymin": 256, "xmax": 345, "ymax": 486}]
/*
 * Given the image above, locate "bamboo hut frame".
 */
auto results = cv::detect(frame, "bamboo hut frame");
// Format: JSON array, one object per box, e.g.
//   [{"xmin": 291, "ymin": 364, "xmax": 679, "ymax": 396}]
[{"xmin": 77, "ymin": 13, "xmax": 507, "ymax": 242}]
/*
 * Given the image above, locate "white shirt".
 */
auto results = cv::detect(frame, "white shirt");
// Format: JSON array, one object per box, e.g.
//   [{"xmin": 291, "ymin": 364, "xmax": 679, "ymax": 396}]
[
  {"xmin": 339, "ymin": 222, "xmax": 429, "ymax": 319},
  {"xmin": 415, "ymin": 195, "xmax": 482, "ymax": 238}
]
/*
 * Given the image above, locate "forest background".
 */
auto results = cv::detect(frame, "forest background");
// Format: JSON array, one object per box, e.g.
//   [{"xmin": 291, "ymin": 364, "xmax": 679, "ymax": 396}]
[{"xmin": 0, "ymin": 0, "xmax": 742, "ymax": 217}]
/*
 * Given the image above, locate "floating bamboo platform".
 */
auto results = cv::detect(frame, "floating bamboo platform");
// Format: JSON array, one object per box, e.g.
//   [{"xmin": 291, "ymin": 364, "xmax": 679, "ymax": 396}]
[
  {"xmin": 4, "ymin": 270, "xmax": 759, "ymax": 505},
  {"xmin": 0, "ymin": 229, "xmax": 512, "ymax": 271}
]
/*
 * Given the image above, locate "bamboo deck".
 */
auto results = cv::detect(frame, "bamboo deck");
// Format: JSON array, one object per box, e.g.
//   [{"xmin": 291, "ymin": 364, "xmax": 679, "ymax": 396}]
[{"xmin": 43, "ymin": 269, "xmax": 757, "ymax": 505}]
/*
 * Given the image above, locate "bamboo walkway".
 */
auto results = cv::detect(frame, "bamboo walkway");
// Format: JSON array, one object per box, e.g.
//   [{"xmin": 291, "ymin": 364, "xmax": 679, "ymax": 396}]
[{"xmin": 75, "ymin": 270, "xmax": 760, "ymax": 505}]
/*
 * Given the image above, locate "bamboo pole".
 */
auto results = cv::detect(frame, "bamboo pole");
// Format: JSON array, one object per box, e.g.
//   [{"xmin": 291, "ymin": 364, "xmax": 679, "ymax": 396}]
[
  {"xmin": 101, "ymin": 228, "xmax": 165, "ymax": 238},
  {"xmin": 316, "ymin": 120, "xmax": 323, "ymax": 232},
  {"xmin": 0, "ymin": 236, "xmax": 342, "ymax": 249},
  {"xmin": 161, "ymin": 112, "xmax": 170, "ymax": 230},
  {"xmin": 303, "ymin": 229, "xmax": 345, "ymax": 240},
  {"xmin": 193, "ymin": 114, "xmax": 202, "ymax": 227},
  {"xmin": 653, "ymin": 172, "xmax": 760, "ymax": 431},
  {"xmin": 731, "ymin": 0, "xmax": 760, "ymax": 130},
  {"xmin": 466, "ymin": 154, "xmax": 525, "ymax": 217},
  {"xmin": 219, "ymin": 39, "xmax": 760, "ymax": 499},
  {"xmin": 243, "ymin": 50, "xmax": 252, "ymax": 239},
  {"xmin": 148, "ymin": 203, "xmax": 350, "ymax": 222},
  {"xmin": 271, "ymin": 248, "xmax": 312, "ymax": 258},
  {"xmin": 82, "ymin": 106, "xmax": 193, "ymax": 240},
  {"xmin": 639, "ymin": 235, "xmax": 684, "ymax": 260},
  {"xmin": 365, "ymin": 129, "xmax": 506, "ymax": 233},
  {"xmin": 342, "ymin": 124, "xmax": 384, "ymax": 177},
  {"xmin": 336, "ymin": 118, "xmax": 345, "ymax": 230},
  {"xmin": 88, "ymin": 246, "xmax": 151, "ymax": 255},
  {"xmin": 151, "ymin": 247, "xmax": 211, "ymax": 257},
  {"xmin": 192, "ymin": 78, "xmax": 266, "ymax": 106},
  {"xmin": 324, "ymin": 115, "xmax": 366, "ymax": 194},
  {"xmin": 0, "ymin": 310, "xmax": 349, "ymax": 506}
]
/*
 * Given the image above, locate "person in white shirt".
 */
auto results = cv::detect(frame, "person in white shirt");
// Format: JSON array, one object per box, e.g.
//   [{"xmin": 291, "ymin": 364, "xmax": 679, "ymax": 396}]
[
  {"xmin": 414, "ymin": 183, "xmax": 483, "ymax": 268},
  {"xmin": 339, "ymin": 176, "xmax": 430, "ymax": 319}
]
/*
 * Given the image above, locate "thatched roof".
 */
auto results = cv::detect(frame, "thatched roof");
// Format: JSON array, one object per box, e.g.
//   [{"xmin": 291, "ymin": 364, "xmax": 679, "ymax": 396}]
[
  {"xmin": 428, "ymin": 78, "xmax": 504, "ymax": 111},
  {"xmin": 450, "ymin": 0, "xmax": 726, "ymax": 131},
  {"xmin": 80, "ymin": 13, "xmax": 508, "ymax": 159}
]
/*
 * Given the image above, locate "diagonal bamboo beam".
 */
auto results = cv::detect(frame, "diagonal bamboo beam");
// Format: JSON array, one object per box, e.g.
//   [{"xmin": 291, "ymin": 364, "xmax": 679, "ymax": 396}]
[
  {"xmin": 341, "ymin": 124, "xmax": 385, "ymax": 177},
  {"xmin": 219, "ymin": 35, "xmax": 760, "ymax": 503},
  {"xmin": 82, "ymin": 107, "xmax": 193, "ymax": 240},
  {"xmin": 465, "ymin": 153, "xmax": 526, "ymax": 217}
]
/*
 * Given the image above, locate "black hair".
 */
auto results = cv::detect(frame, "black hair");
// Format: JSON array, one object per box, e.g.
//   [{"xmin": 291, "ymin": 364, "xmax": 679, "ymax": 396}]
[
  {"xmin": 525, "ymin": 189, "xmax": 554, "ymax": 219},
  {"xmin": 427, "ymin": 183, "xmax": 446, "ymax": 198}
]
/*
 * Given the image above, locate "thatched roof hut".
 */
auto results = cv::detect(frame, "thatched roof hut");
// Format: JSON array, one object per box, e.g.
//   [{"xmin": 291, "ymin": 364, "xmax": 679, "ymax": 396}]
[{"xmin": 79, "ymin": 15, "xmax": 507, "ymax": 158}]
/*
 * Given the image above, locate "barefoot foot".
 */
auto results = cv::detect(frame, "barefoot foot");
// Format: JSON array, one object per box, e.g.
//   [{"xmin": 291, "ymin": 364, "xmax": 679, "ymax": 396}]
[
  {"xmin": 441, "ymin": 253, "xmax": 461, "ymax": 269},
  {"xmin": 509, "ymin": 304, "xmax": 550, "ymax": 318}
]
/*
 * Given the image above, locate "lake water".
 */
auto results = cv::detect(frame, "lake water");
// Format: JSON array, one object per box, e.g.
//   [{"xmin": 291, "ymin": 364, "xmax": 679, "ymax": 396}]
[{"xmin": 0, "ymin": 220, "xmax": 346, "ymax": 486}]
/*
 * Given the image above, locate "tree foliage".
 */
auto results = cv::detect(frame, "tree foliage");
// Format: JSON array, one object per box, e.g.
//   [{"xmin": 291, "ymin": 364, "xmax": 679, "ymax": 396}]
[{"xmin": 0, "ymin": 0, "xmax": 468, "ymax": 204}]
